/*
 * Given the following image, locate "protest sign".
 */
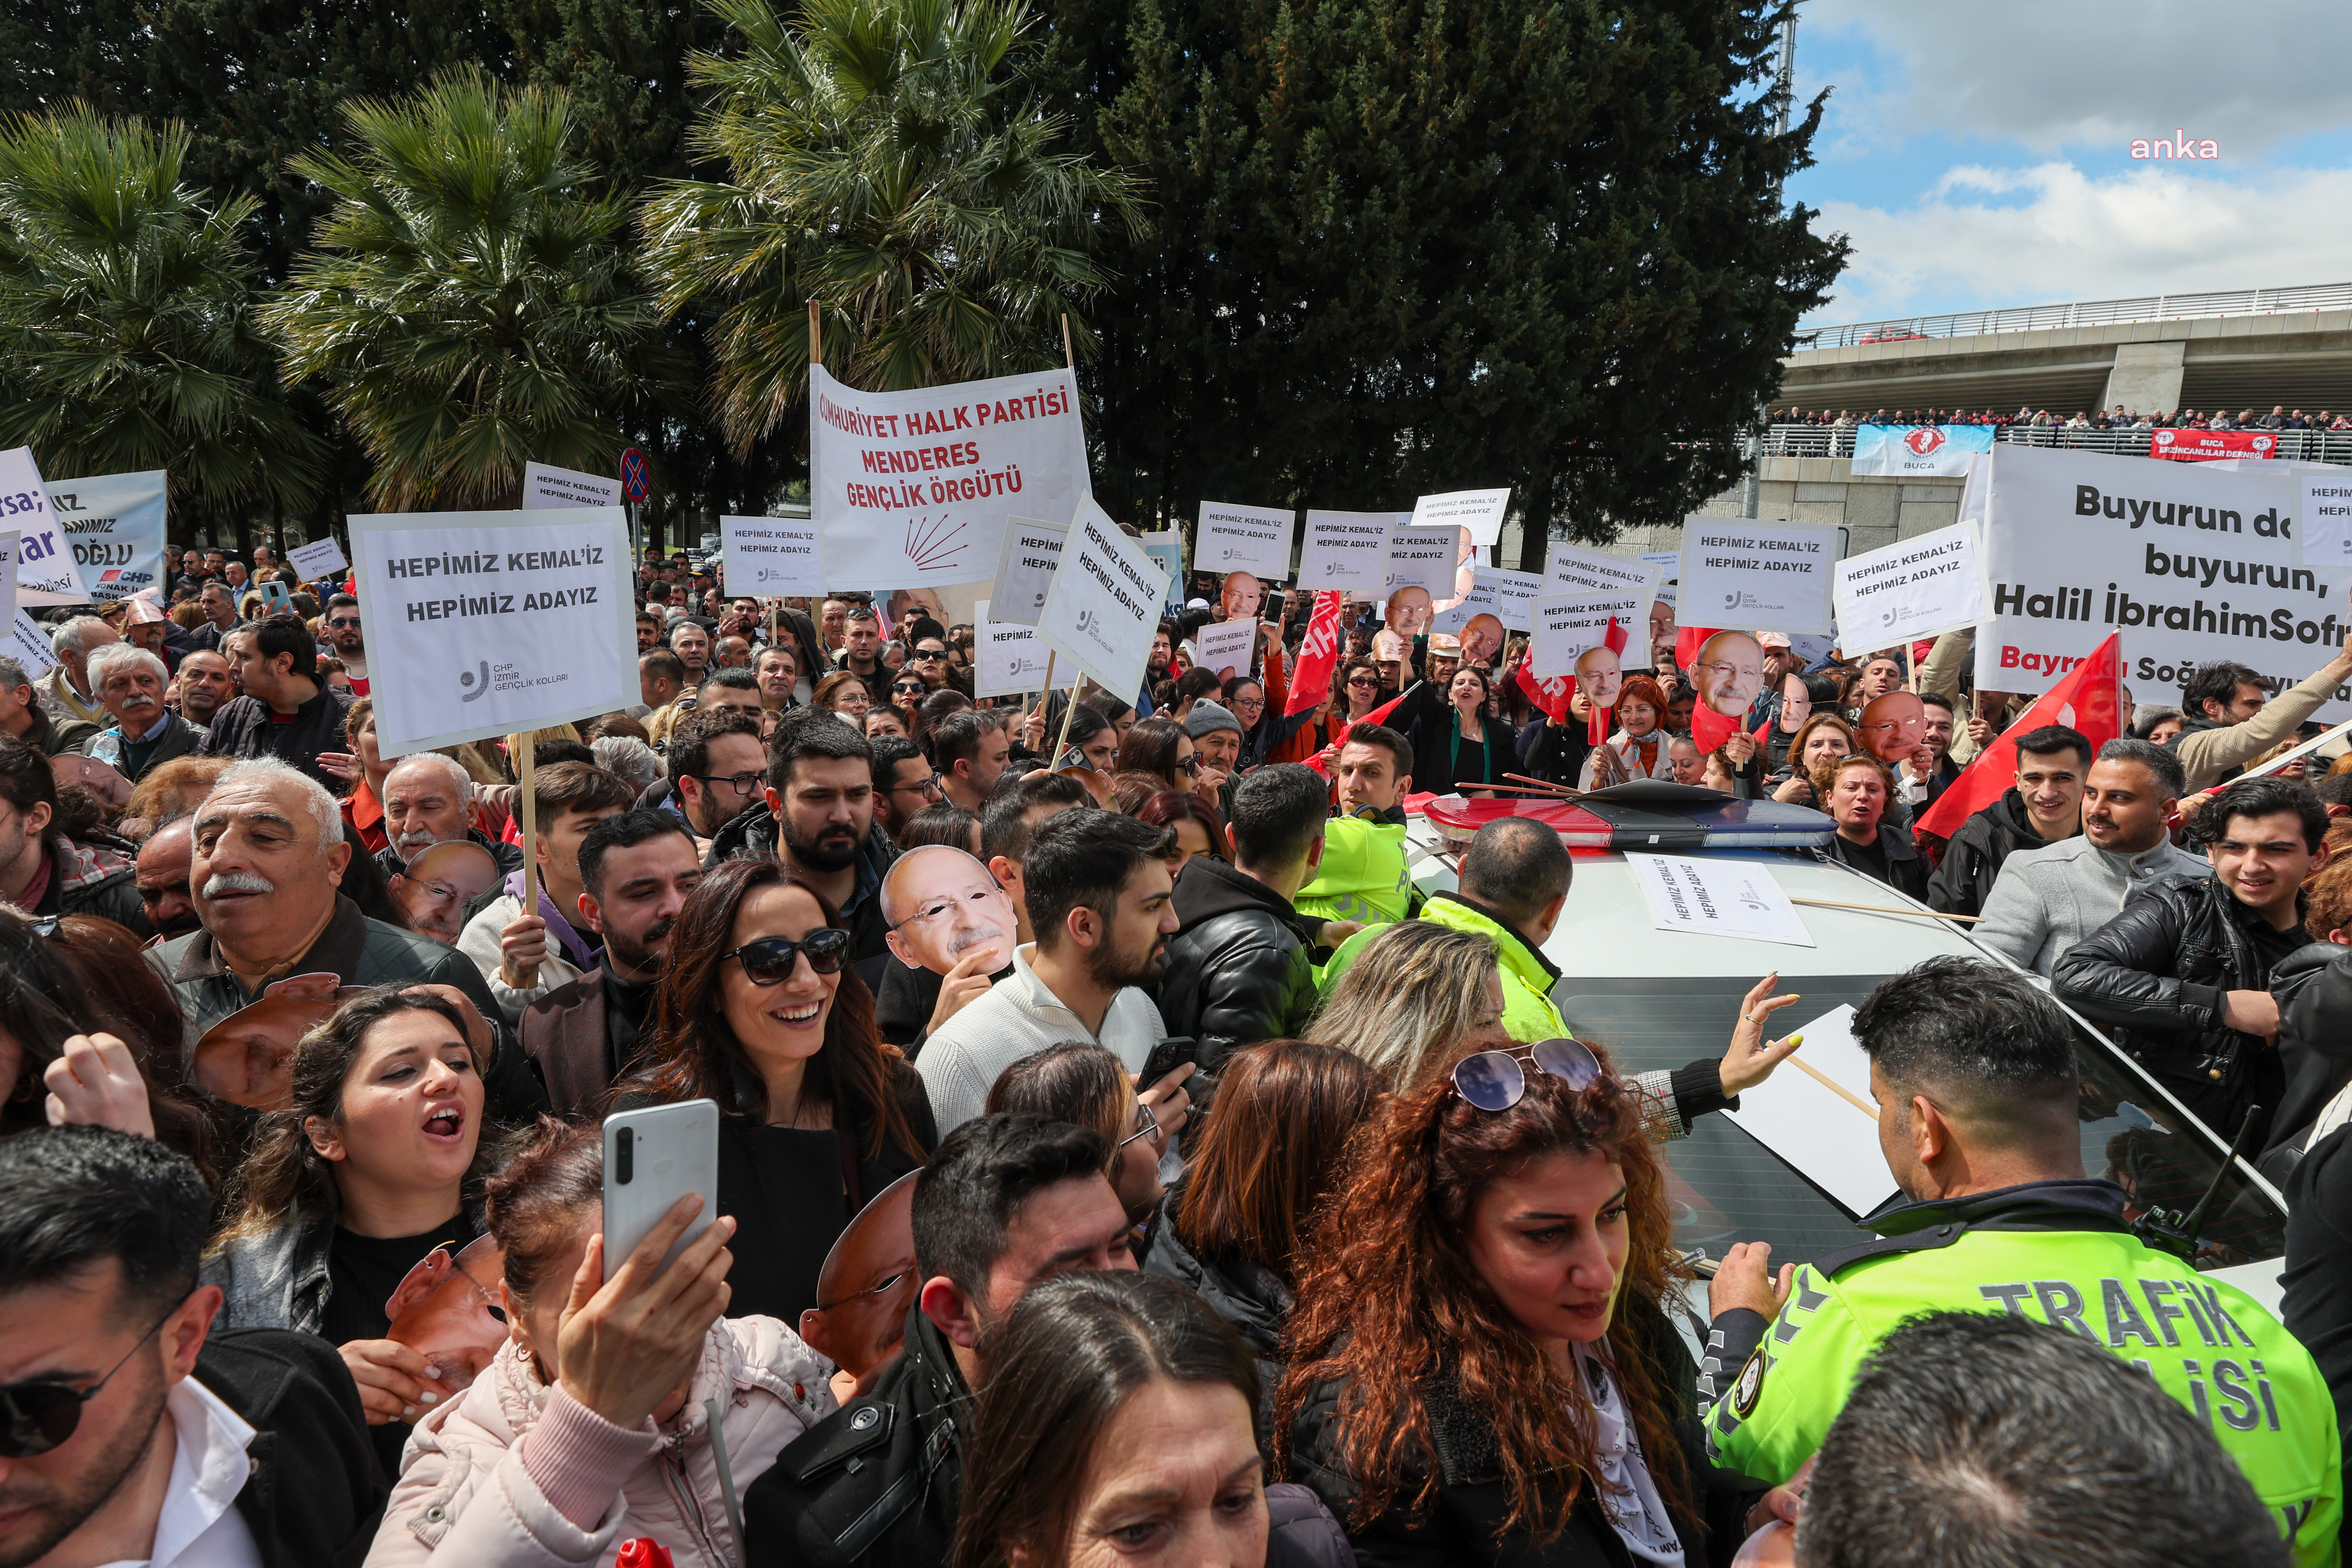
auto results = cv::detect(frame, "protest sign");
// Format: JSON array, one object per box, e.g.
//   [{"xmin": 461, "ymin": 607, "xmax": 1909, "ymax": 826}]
[
  {"xmin": 1138, "ymin": 530, "xmax": 1184, "ymax": 615},
  {"xmin": 1677, "ymin": 517, "xmax": 1836, "ymax": 635},
  {"xmin": 1831, "ymin": 522, "xmax": 1987, "ymax": 647},
  {"xmin": 810, "ymin": 363, "xmax": 1087, "ymax": 590},
  {"xmin": 1624, "ymin": 852, "xmax": 1815, "ymax": 947},
  {"xmin": 1483, "ymin": 567, "xmax": 1544, "ymax": 631},
  {"xmin": 349, "ymin": 508, "xmax": 636, "ymax": 758},
  {"xmin": 989, "ymin": 515, "xmax": 1068, "ymax": 626},
  {"xmin": 288, "ymin": 536, "xmax": 348, "ymax": 582},
  {"xmin": 43, "ymin": 470, "xmax": 166, "ymax": 603},
  {"xmin": 1196, "ymin": 501, "xmax": 1295, "ymax": 581},
  {"xmin": 521, "ymin": 461, "xmax": 621, "ymax": 510},
  {"xmin": 1383, "ymin": 523, "xmax": 1460, "ymax": 600},
  {"xmin": 1722, "ymin": 1004, "xmax": 1894, "ymax": 1217},
  {"xmin": 1035, "ymin": 502, "xmax": 1169, "ymax": 697},
  {"xmin": 1966, "ymin": 445, "xmax": 2343, "ymax": 713},
  {"xmin": 2, "ymin": 446, "xmax": 90, "ymax": 605},
  {"xmin": 7, "ymin": 608, "xmax": 57, "ymax": 678},
  {"xmin": 0, "ymin": 534, "xmax": 16, "ymax": 618},
  {"xmin": 1408, "ymin": 487, "xmax": 1512, "ymax": 547},
  {"xmin": 1530, "ymin": 589, "xmax": 1647, "ymax": 678},
  {"xmin": 1547, "ymin": 543, "xmax": 1662, "ymax": 608},
  {"xmin": 1432, "ymin": 577, "xmax": 1497, "ymax": 636},
  {"xmin": 1192, "ymin": 616, "xmax": 1257, "ymax": 680},
  {"xmin": 723, "ymin": 515, "xmax": 824, "ymax": 597},
  {"xmin": 1850, "ymin": 423, "xmax": 1996, "ymax": 478},
  {"xmin": 1296, "ymin": 510, "xmax": 1393, "ymax": 592},
  {"xmin": 971, "ymin": 599, "xmax": 1050, "ymax": 698},
  {"xmin": 2301, "ymin": 469, "xmax": 2352, "ymax": 570}
]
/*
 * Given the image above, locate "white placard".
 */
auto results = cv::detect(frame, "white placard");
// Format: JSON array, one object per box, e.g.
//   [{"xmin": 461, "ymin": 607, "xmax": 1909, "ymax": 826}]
[
  {"xmin": 350, "ymin": 508, "xmax": 637, "ymax": 758},
  {"xmin": 972, "ymin": 599, "xmax": 1050, "ymax": 698},
  {"xmin": 1623, "ymin": 852, "xmax": 1817, "ymax": 947},
  {"xmin": 1296, "ymin": 509, "xmax": 1394, "ymax": 592},
  {"xmin": 1036, "ymin": 502, "xmax": 1170, "ymax": 698},
  {"xmin": 2302, "ymin": 469, "xmax": 2352, "ymax": 570},
  {"xmin": 44, "ymin": 470, "xmax": 167, "ymax": 603},
  {"xmin": 1484, "ymin": 568, "xmax": 1545, "ymax": 632},
  {"xmin": 7, "ymin": 608, "xmax": 58, "ymax": 679},
  {"xmin": 1722, "ymin": 1003, "xmax": 1897, "ymax": 1217},
  {"xmin": 1432, "ymin": 577, "xmax": 1497, "ymax": 636},
  {"xmin": 1197, "ymin": 501, "xmax": 1295, "ymax": 581},
  {"xmin": 0, "ymin": 534, "xmax": 14, "ymax": 614},
  {"xmin": 522, "ymin": 461, "xmax": 622, "ymax": 510},
  {"xmin": 1384, "ymin": 523, "xmax": 1461, "ymax": 599},
  {"xmin": 1409, "ymin": 487, "xmax": 1512, "ymax": 548},
  {"xmin": 2, "ymin": 446, "xmax": 91, "ymax": 605},
  {"xmin": 1640, "ymin": 550, "xmax": 1680, "ymax": 583},
  {"xmin": 1192, "ymin": 617, "xmax": 1258, "ymax": 680},
  {"xmin": 1548, "ymin": 542, "xmax": 1662, "ymax": 607},
  {"xmin": 989, "ymin": 515, "xmax": 1069, "ymax": 626},
  {"xmin": 288, "ymin": 536, "xmax": 348, "ymax": 582},
  {"xmin": 1138, "ymin": 530, "xmax": 1184, "ymax": 615},
  {"xmin": 723, "ymin": 515, "xmax": 824, "ymax": 597},
  {"xmin": 1530, "ymin": 590, "xmax": 1646, "ymax": 678},
  {"xmin": 811, "ymin": 363, "xmax": 1088, "ymax": 590},
  {"xmin": 1677, "ymin": 517, "xmax": 1837, "ymax": 635},
  {"xmin": 1832, "ymin": 521, "xmax": 1987, "ymax": 648}
]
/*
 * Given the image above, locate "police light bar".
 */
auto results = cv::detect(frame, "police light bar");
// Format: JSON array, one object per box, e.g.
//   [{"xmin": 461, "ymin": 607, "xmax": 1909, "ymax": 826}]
[{"xmin": 1417, "ymin": 794, "xmax": 1835, "ymax": 851}]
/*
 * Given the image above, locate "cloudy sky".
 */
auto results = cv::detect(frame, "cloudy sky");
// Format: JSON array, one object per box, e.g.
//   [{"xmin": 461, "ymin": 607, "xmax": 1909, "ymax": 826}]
[{"xmin": 1788, "ymin": 1, "xmax": 2352, "ymax": 327}]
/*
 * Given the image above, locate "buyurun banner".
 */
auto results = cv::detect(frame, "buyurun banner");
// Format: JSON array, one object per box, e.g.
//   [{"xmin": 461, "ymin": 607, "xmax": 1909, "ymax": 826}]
[
  {"xmin": 1971, "ymin": 445, "xmax": 2347, "ymax": 719},
  {"xmin": 1851, "ymin": 423, "xmax": 1996, "ymax": 477}
]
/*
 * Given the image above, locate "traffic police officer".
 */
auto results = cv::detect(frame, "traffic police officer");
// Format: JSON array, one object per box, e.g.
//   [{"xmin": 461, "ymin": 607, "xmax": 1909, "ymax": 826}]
[{"xmin": 1700, "ymin": 958, "xmax": 2340, "ymax": 1566}]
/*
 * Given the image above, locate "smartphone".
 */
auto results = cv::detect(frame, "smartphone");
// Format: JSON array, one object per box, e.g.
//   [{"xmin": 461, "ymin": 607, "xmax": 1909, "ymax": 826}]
[{"xmin": 601, "ymin": 1099, "xmax": 720, "ymax": 1279}]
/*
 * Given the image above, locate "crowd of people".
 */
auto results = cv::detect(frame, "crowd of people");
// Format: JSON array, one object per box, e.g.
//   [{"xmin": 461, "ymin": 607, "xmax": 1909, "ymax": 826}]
[
  {"xmin": 6, "ymin": 541, "xmax": 2352, "ymax": 1568},
  {"xmin": 1771, "ymin": 403, "xmax": 2352, "ymax": 434}
]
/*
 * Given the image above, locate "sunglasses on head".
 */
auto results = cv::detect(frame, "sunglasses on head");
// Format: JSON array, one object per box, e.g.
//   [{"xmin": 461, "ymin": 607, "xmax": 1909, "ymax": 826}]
[
  {"xmin": 0, "ymin": 1303, "xmax": 174, "ymax": 1457},
  {"xmin": 724, "ymin": 927, "xmax": 851, "ymax": 985},
  {"xmin": 1450, "ymin": 1037, "xmax": 1601, "ymax": 1112}
]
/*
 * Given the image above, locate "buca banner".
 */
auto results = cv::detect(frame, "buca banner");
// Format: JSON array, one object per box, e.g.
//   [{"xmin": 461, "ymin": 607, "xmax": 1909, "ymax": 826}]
[
  {"xmin": 2148, "ymin": 428, "xmax": 2279, "ymax": 463},
  {"xmin": 1851, "ymin": 423, "xmax": 1996, "ymax": 477},
  {"xmin": 1971, "ymin": 445, "xmax": 2347, "ymax": 719}
]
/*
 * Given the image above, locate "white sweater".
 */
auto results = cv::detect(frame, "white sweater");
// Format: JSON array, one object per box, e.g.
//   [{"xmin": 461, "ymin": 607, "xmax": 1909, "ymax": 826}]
[{"xmin": 457, "ymin": 894, "xmax": 585, "ymax": 1024}]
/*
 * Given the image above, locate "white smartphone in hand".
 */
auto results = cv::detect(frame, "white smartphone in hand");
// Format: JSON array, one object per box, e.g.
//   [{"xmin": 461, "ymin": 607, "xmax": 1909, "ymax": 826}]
[{"xmin": 601, "ymin": 1099, "xmax": 720, "ymax": 1280}]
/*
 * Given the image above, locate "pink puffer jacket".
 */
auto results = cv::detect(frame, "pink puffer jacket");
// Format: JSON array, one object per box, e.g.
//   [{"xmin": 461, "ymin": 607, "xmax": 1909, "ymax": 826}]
[{"xmin": 365, "ymin": 1316, "xmax": 837, "ymax": 1568}]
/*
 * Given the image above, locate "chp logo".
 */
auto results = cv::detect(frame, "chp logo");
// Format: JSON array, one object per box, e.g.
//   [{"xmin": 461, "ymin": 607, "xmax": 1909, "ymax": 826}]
[{"xmin": 1902, "ymin": 426, "xmax": 1947, "ymax": 457}]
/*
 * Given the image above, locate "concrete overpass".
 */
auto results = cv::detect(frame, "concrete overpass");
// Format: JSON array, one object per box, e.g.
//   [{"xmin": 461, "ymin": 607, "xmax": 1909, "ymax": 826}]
[{"xmin": 1773, "ymin": 282, "xmax": 2352, "ymax": 418}]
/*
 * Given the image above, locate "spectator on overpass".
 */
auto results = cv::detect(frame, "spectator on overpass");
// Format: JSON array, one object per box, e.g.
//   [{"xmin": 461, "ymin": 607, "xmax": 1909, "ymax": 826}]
[{"xmin": 2173, "ymin": 618, "xmax": 2352, "ymax": 793}]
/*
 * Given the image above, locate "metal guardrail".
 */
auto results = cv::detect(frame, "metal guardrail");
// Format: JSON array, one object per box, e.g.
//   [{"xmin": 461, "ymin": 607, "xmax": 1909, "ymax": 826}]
[
  {"xmin": 1756, "ymin": 424, "xmax": 2352, "ymax": 466},
  {"xmin": 1798, "ymin": 282, "xmax": 2352, "ymax": 351}
]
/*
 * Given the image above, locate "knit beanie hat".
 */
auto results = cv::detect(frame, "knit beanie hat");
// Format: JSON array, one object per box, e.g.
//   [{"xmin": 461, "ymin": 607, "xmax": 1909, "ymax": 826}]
[{"xmin": 1185, "ymin": 699, "xmax": 1243, "ymax": 739}]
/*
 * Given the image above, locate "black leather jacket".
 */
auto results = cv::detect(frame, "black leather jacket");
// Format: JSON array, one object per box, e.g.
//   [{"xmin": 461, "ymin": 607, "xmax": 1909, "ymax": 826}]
[
  {"xmin": 2267, "ymin": 941, "xmax": 2352, "ymax": 1161},
  {"xmin": 1156, "ymin": 856, "xmax": 1321, "ymax": 1074}
]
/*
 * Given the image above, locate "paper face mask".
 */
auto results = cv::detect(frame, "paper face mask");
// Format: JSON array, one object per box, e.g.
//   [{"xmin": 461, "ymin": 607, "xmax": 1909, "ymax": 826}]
[{"xmin": 384, "ymin": 1232, "xmax": 511, "ymax": 1395}]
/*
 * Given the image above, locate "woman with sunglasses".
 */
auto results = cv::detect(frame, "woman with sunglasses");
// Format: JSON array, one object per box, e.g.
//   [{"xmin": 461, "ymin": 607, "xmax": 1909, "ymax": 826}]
[
  {"xmin": 887, "ymin": 671, "xmax": 932, "ymax": 748},
  {"xmin": 623, "ymin": 857, "xmax": 934, "ymax": 1324},
  {"xmin": 1339, "ymin": 659, "xmax": 1388, "ymax": 724},
  {"xmin": 369, "ymin": 1117, "xmax": 838, "ymax": 1568},
  {"xmin": 1116, "ymin": 717, "xmax": 1197, "ymax": 793},
  {"xmin": 205, "ymin": 985, "xmax": 499, "ymax": 1480},
  {"xmin": 1276, "ymin": 1040, "xmax": 1763, "ymax": 1566}
]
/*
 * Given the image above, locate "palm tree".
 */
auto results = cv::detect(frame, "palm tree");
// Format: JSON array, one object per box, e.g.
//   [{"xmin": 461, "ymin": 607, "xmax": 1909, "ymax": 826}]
[
  {"xmin": 0, "ymin": 108, "xmax": 323, "ymax": 520},
  {"xmin": 264, "ymin": 72, "xmax": 687, "ymax": 511},
  {"xmin": 641, "ymin": 0, "xmax": 1147, "ymax": 451}
]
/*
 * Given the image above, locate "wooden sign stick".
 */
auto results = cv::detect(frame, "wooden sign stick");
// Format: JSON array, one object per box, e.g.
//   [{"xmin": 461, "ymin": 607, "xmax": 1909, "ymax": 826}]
[{"xmin": 515, "ymin": 743, "xmax": 542, "ymax": 990}]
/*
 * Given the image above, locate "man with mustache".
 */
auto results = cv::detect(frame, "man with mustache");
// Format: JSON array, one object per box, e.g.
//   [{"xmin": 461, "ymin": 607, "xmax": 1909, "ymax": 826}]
[
  {"xmin": 84, "ymin": 644, "xmax": 204, "ymax": 782},
  {"xmin": 517, "ymin": 810, "xmax": 703, "ymax": 1115},
  {"xmin": 372, "ymin": 751, "xmax": 520, "ymax": 882},
  {"xmin": 878, "ymin": 844, "xmax": 1018, "ymax": 1045}
]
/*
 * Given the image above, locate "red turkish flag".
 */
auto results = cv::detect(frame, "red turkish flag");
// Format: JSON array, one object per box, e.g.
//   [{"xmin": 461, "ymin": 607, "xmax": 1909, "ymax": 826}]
[
  {"xmin": 1285, "ymin": 592, "xmax": 1345, "ymax": 718},
  {"xmin": 1916, "ymin": 633, "xmax": 2123, "ymax": 842},
  {"xmin": 1518, "ymin": 661, "xmax": 1573, "ymax": 724}
]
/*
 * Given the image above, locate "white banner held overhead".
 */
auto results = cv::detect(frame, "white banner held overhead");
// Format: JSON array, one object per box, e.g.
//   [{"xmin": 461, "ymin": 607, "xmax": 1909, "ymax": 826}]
[
  {"xmin": 811, "ymin": 363, "xmax": 1087, "ymax": 590},
  {"xmin": 350, "ymin": 508, "xmax": 637, "ymax": 758},
  {"xmin": 971, "ymin": 599, "xmax": 1050, "ymax": 699},
  {"xmin": 7, "ymin": 607, "xmax": 57, "ymax": 679},
  {"xmin": 1677, "ymin": 517, "xmax": 1837, "ymax": 635},
  {"xmin": 1409, "ymin": 487, "xmax": 1512, "ymax": 548},
  {"xmin": 1295, "ymin": 510, "xmax": 1393, "ymax": 592},
  {"xmin": 989, "ymin": 515, "xmax": 1069, "ymax": 627},
  {"xmin": 1035, "ymin": 503, "xmax": 1171, "ymax": 698},
  {"xmin": 1196, "ymin": 501, "xmax": 1295, "ymax": 581},
  {"xmin": 44, "ymin": 470, "xmax": 166, "ymax": 603},
  {"xmin": 1530, "ymin": 589, "xmax": 1646, "ymax": 678},
  {"xmin": 1831, "ymin": 521, "xmax": 1987, "ymax": 648},
  {"xmin": 2, "ymin": 446, "xmax": 91, "ymax": 605},
  {"xmin": 1191, "ymin": 617, "xmax": 1257, "ymax": 680},
  {"xmin": 1547, "ymin": 543, "xmax": 1662, "ymax": 609},
  {"xmin": 521, "ymin": 461, "xmax": 622, "ymax": 511},
  {"xmin": 722, "ymin": 515, "xmax": 824, "ymax": 598},
  {"xmin": 1384, "ymin": 522, "xmax": 1460, "ymax": 600},
  {"xmin": 288, "ymin": 536, "xmax": 348, "ymax": 582}
]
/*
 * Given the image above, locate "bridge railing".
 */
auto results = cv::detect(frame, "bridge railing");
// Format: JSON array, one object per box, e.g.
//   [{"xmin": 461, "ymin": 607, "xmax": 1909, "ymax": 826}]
[
  {"xmin": 1757, "ymin": 424, "xmax": 2352, "ymax": 466},
  {"xmin": 1797, "ymin": 282, "xmax": 2352, "ymax": 350}
]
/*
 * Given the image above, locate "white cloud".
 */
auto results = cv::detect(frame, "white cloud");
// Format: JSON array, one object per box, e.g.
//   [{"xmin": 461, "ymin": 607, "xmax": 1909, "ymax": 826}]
[
  {"xmin": 1814, "ymin": 162, "xmax": 2352, "ymax": 323},
  {"xmin": 1800, "ymin": 0, "xmax": 2352, "ymax": 156}
]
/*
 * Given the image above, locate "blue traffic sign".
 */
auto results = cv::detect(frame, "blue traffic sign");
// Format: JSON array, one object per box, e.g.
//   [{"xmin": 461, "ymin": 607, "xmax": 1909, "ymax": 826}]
[{"xmin": 619, "ymin": 447, "xmax": 650, "ymax": 503}]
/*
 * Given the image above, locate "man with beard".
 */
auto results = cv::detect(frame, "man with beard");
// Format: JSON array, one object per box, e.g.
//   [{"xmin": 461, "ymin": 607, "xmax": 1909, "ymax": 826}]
[
  {"xmin": 372, "ymin": 751, "xmax": 521, "ymax": 882},
  {"xmin": 85, "ymin": 645, "xmax": 204, "ymax": 782},
  {"xmin": 516, "ymin": 810, "xmax": 703, "ymax": 1114},
  {"xmin": 916, "ymin": 810, "xmax": 1180, "ymax": 1133},
  {"xmin": 321, "ymin": 593, "xmax": 369, "ymax": 693},
  {"xmin": 135, "ymin": 815, "xmax": 203, "ymax": 940},
  {"xmin": 456, "ymin": 761, "xmax": 633, "ymax": 1020},
  {"xmin": 877, "ymin": 844, "xmax": 1016, "ymax": 1047},
  {"xmin": 661, "ymin": 707, "xmax": 768, "ymax": 848},
  {"xmin": 668, "ymin": 621, "xmax": 713, "ymax": 688},
  {"xmin": 170, "ymin": 650, "xmax": 236, "ymax": 732},
  {"xmin": 832, "ymin": 602, "xmax": 891, "ymax": 705}
]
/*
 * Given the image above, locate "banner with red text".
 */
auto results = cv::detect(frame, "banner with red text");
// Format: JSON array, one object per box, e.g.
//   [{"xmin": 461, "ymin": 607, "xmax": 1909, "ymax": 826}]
[
  {"xmin": 2148, "ymin": 428, "xmax": 2279, "ymax": 463},
  {"xmin": 809, "ymin": 363, "xmax": 1088, "ymax": 591}
]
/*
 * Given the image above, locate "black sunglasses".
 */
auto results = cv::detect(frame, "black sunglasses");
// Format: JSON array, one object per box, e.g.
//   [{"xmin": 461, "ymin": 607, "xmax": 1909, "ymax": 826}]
[
  {"xmin": 724, "ymin": 928, "xmax": 852, "ymax": 985},
  {"xmin": 0, "ymin": 1303, "xmax": 174, "ymax": 1457}
]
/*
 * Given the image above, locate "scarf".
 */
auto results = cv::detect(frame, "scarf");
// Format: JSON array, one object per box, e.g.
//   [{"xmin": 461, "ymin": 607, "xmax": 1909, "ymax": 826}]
[
  {"xmin": 502, "ymin": 869, "xmax": 598, "ymax": 973},
  {"xmin": 1572, "ymin": 1342, "xmax": 1684, "ymax": 1566}
]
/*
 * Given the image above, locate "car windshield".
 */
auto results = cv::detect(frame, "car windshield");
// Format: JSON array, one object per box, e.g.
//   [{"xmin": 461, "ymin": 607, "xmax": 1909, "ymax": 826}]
[{"xmin": 1557, "ymin": 975, "xmax": 2284, "ymax": 1272}]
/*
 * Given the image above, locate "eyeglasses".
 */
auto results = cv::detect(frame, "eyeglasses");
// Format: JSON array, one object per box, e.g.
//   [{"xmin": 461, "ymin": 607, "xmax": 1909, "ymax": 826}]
[
  {"xmin": 1119, "ymin": 1099, "xmax": 1161, "ymax": 1149},
  {"xmin": 914, "ymin": 648, "xmax": 947, "ymax": 661},
  {"xmin": 724, "ymin": 927, "xmax": 851, "ymax": 984},
  {"xmin": 815, "ymin": 1270, "xmax": 908, "ymax": 1314},
  {"xmin": 1172, "ymin": 757, "xmax": 1197, "ymax": 775},
  {"xmin": 694, "ymin": 770, "xmax": 764, "ymax": 796},
  {"xmin": 890, "ymin": 886, "xmax": 996, "ymax": 930},
  {"xmin": 890, "ymin": 773, "xmax": 945, "ymax": 798},
  {"xmin": 1346, "ymin": 676, "xmax": 1377, "ymax": 689},
  {"xmin": 0, "ymin": 1301, "xmax": 175, "ymax": 1457},
  {"xmin": 1450, "ymin": 1038, "xmax": 1601, "ymax": 1112},
  {"xmin": 326, "ymin": 618, "xmax": 363, "ymax": 630}
]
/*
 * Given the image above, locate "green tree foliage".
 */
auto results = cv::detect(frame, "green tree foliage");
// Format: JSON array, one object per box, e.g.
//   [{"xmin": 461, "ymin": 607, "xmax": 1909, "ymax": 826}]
[
  {"xmin": 263, "ymin": 73, "xmax": 688, "ymax": 511},
  {"xmin": 1043, "ymin": 0, "xmax": 1845, "ymax": 556},
  {"xmin": 0, "ymin": 108, "xmax": 324, "ymax": 521},
  {"xmin": 641, "ymin": 0, "xmax": 1148, "ymax": 452}
]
